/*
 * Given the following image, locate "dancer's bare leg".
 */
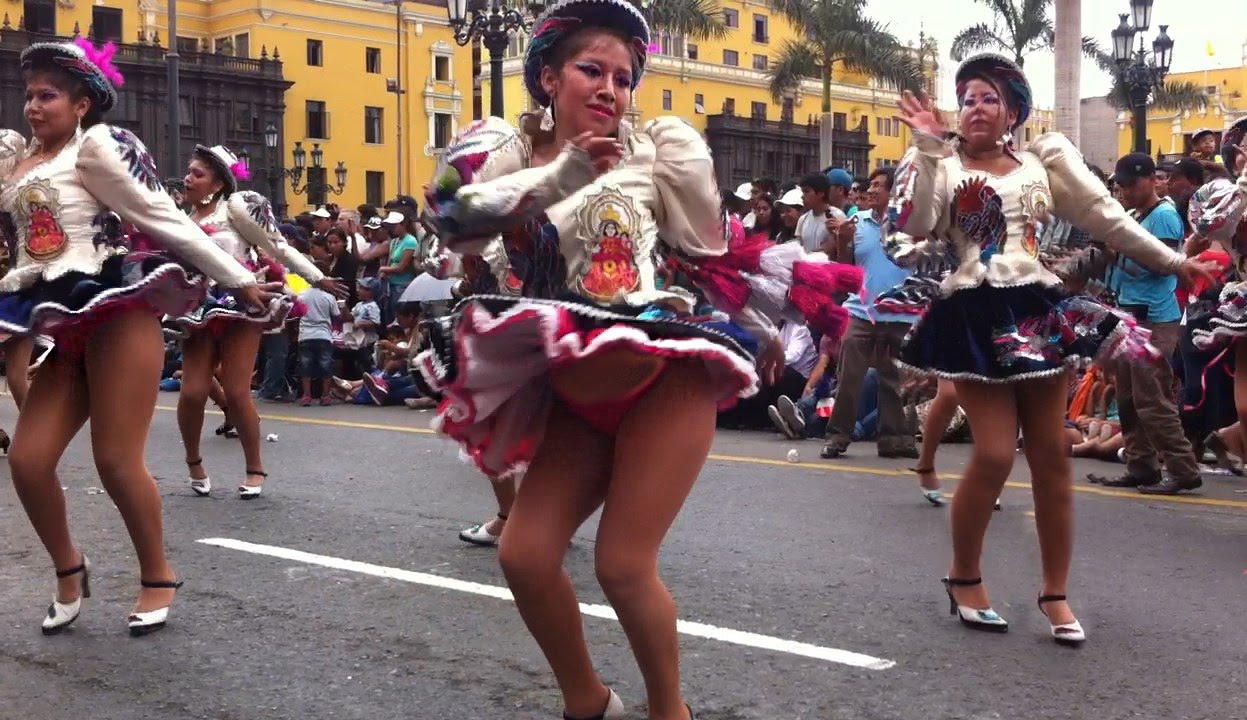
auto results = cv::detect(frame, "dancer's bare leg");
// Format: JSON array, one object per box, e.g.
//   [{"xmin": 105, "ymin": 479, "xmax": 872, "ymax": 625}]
[
  {"xmin": 5, "ymin": 335, "xmax": 34, "ymax": 409},
  {"xmin": 8, "ymin": 347, "xmax": 90, "ymax": 604},
  {"xmin": 176, "ymin": 331, "xmax": 216, "ymax": 482},
  {"xmin": 915, "ymin": 379, "xmax": 958, "ymax": 494},
  {"xmin": 84, "ymin": 311, "xmax": 177, "ymax": 612},
  {"xmin": 218, "ymin": 323, "xmax": 265, "ymax": 488},
  {"xmin": 946, "ymin": 381, "xmax": 1018, "ymax": 610}
]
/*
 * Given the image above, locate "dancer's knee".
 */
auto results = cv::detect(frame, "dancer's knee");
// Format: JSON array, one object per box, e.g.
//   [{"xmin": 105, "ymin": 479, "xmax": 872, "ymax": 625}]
[
  {"xmin": 498, "ymin": 532, "xmax": 565, "ymax": 588},
  {"xmin": 594, "ymin": 541, "xmax": 657, "ymax": 599},
  {"xmin": 9, "ymin": 441, "xmax": 53, "ymax": 485}
]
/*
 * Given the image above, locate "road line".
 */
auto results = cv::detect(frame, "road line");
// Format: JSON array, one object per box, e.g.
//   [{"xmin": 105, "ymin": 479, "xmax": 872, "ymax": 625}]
[
  {"xmin": 157, "ymin": 406, "xmax": 1247, "ymax": 511},
  {"xmin": 198, "ymin": 536, "xmax": 896, "ymax": 671}
]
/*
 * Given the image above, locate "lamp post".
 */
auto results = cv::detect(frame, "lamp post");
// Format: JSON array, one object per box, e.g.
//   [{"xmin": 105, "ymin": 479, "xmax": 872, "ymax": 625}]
[
  {"xmin": 1110, "ymin": 0, "xmax": 1174, "ymax": 155},
  {"xmin": 447, "ymin": 0, "xmax": 543, "ymax": 118},
  {"xmin": 259, "ymin": 125, "xmax": 348, "ymax": 217}
]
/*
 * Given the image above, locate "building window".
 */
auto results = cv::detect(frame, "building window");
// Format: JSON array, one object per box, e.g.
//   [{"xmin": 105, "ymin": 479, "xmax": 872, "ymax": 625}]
[
  {"xmin": 694, "ymin": 93, "xmax": 705, "ymax": 114},
  {"xmin": 781, "ymin": 98, "xmax": 794, "ymax": 122},
  {"xmin": 723, "ymin": 49, "xmax": 738, "ymax": 66},
  {"xmin": 662, "ymin": 90, "xmax": 672, "ymax": 111},
  {"xmin": 723, "ymin": 8, "xmax": 738, "ymax": 27},
  {"xmin": 752, "ymin": 54, "xmax": 768, "ymax": 71},
  {"xmin": 307, "ymin": 167, "xmax": 327, "ymax": 207},
  {"xmin": 365, "ymin": 171, "xmax": 385, "ymax": 207},
  {"xmin": 234, "ymin": 33, "xmax": 250, "ymax": 58},
  {"xmin": 433, "ymin": 112, "xmax": 453, "ymax": 149},
  {"xmin": 723, "ymin": 98, "xmax": 736, "ymax": 115},
  {"xmin": 687, "ymin": 43, "xmax": 698, "ymax": 60},
  {"xmin": 307, "ymin": 39, "xmax": 323, "ymax": 67},
  {"xmin": 91, "ymin": 7, "xmax": 122, "ymax": 42},
  {"xmin": 434, "ymin": 56, "xmax": 451, "ymax": 82},
  {"xmin": 1025, "ymin": 127, "xmax": 1032, "ymax": 142},
  {"xmin": 832, "ymin": 112, "xmax": 846, "ymax": 129},
  {"xmin": 366, "ymin": 47, "xmax": 382, "ymax": 74},
  {"xmin": 752, "ymin": 14, "xmax": 768, "ymax": 43},
  {"xmin": 177, "ymin": 36, "xmax": 199, "ymax": 54},
  {"xmin": 364, "ymin": 106, "xmax": 383, "ymax": 144},
  {"xmin": 306, "ymin": 100, "xmax": 328, "ymax": 139},
  {"xmin": 23, "ymin": 0, "xmax": 55, "ymax": 34},
  {"xmin": 751, "ymin": 101, "xmax": 766, "ymax": 119}
]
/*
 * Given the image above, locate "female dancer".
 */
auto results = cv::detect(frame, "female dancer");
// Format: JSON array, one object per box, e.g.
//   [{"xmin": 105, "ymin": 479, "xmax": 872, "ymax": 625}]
[
  {"xmin": 172, "ymin": 144, "xmax": 342, "ymax": 498},
  {"xmin": 418, "ymin": 2, "xmax": 858, "ymax": 716},
  {"xmin": 1186, "ymin": 118, "xmax": 1247, "ymax": 459},
  {"xmin": 0, "ymin": 38, "xmax": 272, "ymax": 636},
  {"xmin": 890, "ymin": 54, "xmax": 1211, "ymax": 645}
]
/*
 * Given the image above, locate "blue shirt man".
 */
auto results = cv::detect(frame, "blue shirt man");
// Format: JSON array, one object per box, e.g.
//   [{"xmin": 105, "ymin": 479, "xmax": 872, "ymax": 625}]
[
  {"xmin": 1110, "ymin": 200, "xmax": 1183, "ymax": 323},
  {"xmin": 841, "ymin": 212, "xmax": 916, "ymax": 325}
]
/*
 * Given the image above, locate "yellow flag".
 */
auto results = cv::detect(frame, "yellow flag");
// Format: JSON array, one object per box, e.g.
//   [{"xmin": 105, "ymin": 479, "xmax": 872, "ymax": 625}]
[{"xmin": 1206, "ymin": 40, "xmax": 1215, "ymax": 57}]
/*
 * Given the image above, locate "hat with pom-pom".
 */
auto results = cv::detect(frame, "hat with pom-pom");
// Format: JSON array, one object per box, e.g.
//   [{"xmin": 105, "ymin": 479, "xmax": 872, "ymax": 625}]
[
  {"xmin": 21, "ymin": 37, "xmax": 124, "ymax": 113},
  {"xmin": 192, "ymin": 145, "xmax": 249, "ymax": 195}
]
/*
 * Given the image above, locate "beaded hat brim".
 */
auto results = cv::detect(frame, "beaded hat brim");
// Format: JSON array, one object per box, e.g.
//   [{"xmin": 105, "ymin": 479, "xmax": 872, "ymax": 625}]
[
  {"xmin": 20, "ymin": 42, "xmax": 118, "ymax": 113},
  {"xmin": 523, "ymin": 0, "xmax": 650, "ymax": 108},
  {"xmin": 954, "ymin": 53, "xmax": 1032, "ymax": 131}
]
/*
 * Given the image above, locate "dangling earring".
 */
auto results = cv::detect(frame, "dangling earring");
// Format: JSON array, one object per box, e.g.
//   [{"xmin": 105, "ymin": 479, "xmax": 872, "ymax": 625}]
[
  {"xmin": 199, "ymin": 192, "xmax": 215, "ymax": 206},
  {"xmin": 540, "ymin": 99, "xmax": 556, "ymax": 132},
  {"xmin": 74, "ymin": 114, "xmax": 84, "ymax": 139},
  {"xmin": 997, "ymin": 131, "xmax": 1013, "ymax": 149}
]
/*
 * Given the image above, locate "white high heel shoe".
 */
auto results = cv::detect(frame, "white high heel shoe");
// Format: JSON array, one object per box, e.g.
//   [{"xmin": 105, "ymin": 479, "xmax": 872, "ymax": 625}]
[
  {"xmin": 128, "ymin": 579, "xmax": 183, "ymax": 637},
  {"xmin": 1038, "ymin": 594, "xmax": 1086, "ymax": 646},
  {"xmin": 42, "ymin": 556, "xmax": 91, "ymax": 635},
  {"xmin": 563, "ymin": 688, "xmax": 625, "ymax": 720},
  {"xmin": 942, "ymin": 577, "xmax": 1009, "ymax": 632},
  {"xmin": 238, "ymin": 470, "xmax": 267, "ymax": 499},
  {"xmin": 188, "ymin": 458, "xmax": 211, "ymax": 497}
]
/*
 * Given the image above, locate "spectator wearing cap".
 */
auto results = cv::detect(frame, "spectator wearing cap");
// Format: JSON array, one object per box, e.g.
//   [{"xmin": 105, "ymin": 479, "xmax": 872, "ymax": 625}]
[
  {"xmin": 773, "ymin": 187, "xmax": 803, "ymax": 244},
  {"xmin": 1097, "ymin": 152, "xmax": 1202, "ymax": 494},
  {"xmin": 310, "ymin": 206, "xmax": 334, "ymax": 237},
  {"xmin": 359, "ymin": 215, "xmax": 388, "ymax": 278},
  {"xmin": 824, "ymin": 167, "xmax": 856, "ymax": 217},
  {"xmin": 1190, "ymin": 129, "xmax": 1221, "ymax": 164},
  {"xmin": 733, "ymin": 182, "xmax": 754, "ymax": 226},
  {"xmin": 378, "ymin": 209, "xmax": 421, "ymax": 321}
]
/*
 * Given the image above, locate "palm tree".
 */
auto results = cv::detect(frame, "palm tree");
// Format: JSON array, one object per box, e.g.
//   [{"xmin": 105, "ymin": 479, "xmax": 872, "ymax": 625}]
[
  {"xmin": 765, "ymin": 0, "xmax": 926, "ymax": 112},
  {"xmin": 1053, "ymin": 0, "xmax": 1081, "ymax": 142},
  {"xmin": 631, "ymin": 0, "xmax": 728, "ymax": 42},
  {"xmin": 951, "ymin": 0, "xmax": 1205, "ymax": 114}
]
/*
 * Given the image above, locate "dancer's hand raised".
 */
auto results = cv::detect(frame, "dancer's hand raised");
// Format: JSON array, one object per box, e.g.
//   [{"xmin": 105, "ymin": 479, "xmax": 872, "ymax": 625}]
[
  {"xmin": 756, "ymin": 335, "xmax": 785, "ymax": 387},
  {"xmin": 570, "ymin": 132, "xmax": 625, "ymax": 174},
  {"xmin": 895, "ymin": 90, "xmax": 946, "ymax": 138}
]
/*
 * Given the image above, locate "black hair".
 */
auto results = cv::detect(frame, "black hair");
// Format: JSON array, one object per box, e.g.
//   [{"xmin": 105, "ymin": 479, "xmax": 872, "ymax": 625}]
[
  {"xmin": 751, "ymin": 178, "xmax": 779, "ymax": 195},
  {"xmin": 22, "ymin": 65, "xmax": 104, "ymax": 129},
  {"xmin": 191, "ymin": 147, "xmax": 235, "ymax": 202},
  {"xmin": 1173, "ymin": 158, "xmax": 1206, "ymax": 186},
  {"xmin": 868, "ymin": 167, "xmax": 895, "ymax": 191},
  {"xmin": 798, "ymin": 172, "xmax": 830, "ymax": 195}
]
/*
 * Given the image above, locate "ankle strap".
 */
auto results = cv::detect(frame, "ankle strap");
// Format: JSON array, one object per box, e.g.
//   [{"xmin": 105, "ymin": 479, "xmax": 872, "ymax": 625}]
[
  {"xmin": 944, "ymin": 577, "xmax": 982, "ymax": 587},
  {"xmin": 186, "ymin": 458, "xmax": 203, "ymax": 467},
  {"xmin": 141, "ymin": 579, "xmax": 183, "ymax": 589},
  {"xmin": 246, "ymin": 469, "xmax": 269, "ymax": 478},
  {"xmin": 56, "ymin": 563, "xmax": 87, "ymax": 579},
  {"xmin": 496, "ymin": 513, "xmax": 508, "ymax": 520},
  {"xmin": 1038, "ymin": 594, "xmax": 1067, "ymax": 604}
]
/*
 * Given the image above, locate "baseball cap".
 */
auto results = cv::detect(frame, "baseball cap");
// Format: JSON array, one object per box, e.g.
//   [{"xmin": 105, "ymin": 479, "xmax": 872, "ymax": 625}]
[
  {"xmin": 363, "ymin": 216, "xmax": 383, "ymax": 230},
  {"xmin": 825, "ymin": 168, "xmax": 853, "ymax": 189},
  {"xmin": 1113, "ymin": 153, "xmax": 1156, "ymax": 185},
  {"xmin": 734, "ymin": 182, "xmax": 752, "ymax": 201},
  {"xmin": 1173, "ymin": 157, "xmax": 1206, "ymax": 186},
  {"xmin": 382, "ymin": 210, "xmax": 406, "ymax": 225},
  {"xmin": 310, "ymin": 207, "xmax": 332, "ymax": 219},
  {"xmin": 777, "ymin": 188, "xmax": 804, "ymax": 207}
]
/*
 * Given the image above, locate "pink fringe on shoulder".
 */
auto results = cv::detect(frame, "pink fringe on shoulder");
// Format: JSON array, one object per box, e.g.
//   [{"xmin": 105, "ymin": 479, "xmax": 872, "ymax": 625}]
[
  {"xmin": 73, "ymin": 37, "xmax": 125, "ymax": 87},
  {"xmin": 229, "ymin": 160, "xmax": 251, "ymax": 182}
]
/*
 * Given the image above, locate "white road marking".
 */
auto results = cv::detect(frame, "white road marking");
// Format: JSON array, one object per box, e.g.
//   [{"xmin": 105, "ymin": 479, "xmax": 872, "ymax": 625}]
[{"xmin": 199, "ymin": 537, "xmax": 895, "ymax": 670}]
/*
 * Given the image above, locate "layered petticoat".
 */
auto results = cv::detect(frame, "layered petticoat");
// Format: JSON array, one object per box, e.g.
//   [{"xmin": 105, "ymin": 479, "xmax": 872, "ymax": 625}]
[
  {"xmin": 1191, "ymin": 281, "xmax": 1247, "ymax": 351},
  {"xmin": 165, "ymin": 255, "xmax": 290, "ymax": 336},
  {"xmin": 0, "ymin": 253, "xmax": 207, "ymax": 352},
  {"xmin": 896, "ymin": 282, "xmax": 1160, "ymax": 383},
  {"xmin": 417, "ymin": 294, "xmax": 760, "ymax": 480}
]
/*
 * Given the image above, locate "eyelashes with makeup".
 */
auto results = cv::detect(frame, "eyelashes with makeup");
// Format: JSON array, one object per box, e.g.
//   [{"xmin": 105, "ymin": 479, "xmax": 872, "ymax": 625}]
[
  {"xmin": 574, "ymin": 62, "xmax": 631, "ymax": 89},
  {"xmin": 961, "ymin": 94, "xmax": 1002, "ymax": 109}
]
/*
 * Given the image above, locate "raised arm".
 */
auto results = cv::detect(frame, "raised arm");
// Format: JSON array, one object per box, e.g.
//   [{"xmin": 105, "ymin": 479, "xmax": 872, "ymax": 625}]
[
  {"xmin": 76, "ymin": 125, "xmax": 255, "ymax": 288},
  {"xmin": 226, "ymin": 192, "xmax": 325, "ymax": 284}
]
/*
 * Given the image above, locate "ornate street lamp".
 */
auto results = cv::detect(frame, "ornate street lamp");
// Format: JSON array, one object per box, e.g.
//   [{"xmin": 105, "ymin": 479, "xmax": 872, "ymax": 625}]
[
  {"xmin": 1110, "ymin": 4, "xmax": 1173, "ymax": 155},
  {"xmin": 447, "ymin": 0, "xmax": 544, "ymax": 118}
]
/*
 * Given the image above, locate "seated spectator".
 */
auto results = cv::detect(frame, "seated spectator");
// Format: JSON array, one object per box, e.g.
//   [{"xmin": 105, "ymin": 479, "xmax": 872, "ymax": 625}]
[{"xmin": 360, "ymin": 303, "xmax": 436, "ymax": 408}]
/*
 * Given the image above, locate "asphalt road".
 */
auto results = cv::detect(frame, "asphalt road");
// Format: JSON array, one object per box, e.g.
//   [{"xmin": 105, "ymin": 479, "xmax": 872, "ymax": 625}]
[{"xmin": 1, "ymin": 397, "xmax": 1246, "ymax": 720}]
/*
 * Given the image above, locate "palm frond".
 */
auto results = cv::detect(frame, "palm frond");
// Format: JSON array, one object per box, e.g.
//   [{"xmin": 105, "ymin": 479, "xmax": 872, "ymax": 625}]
[
  {"xmin": 826, "ymin": 28, "xmax": 925, "ymax": 91},
  {"xmin": 767, "ymin": 39, "xmax": 822, "ymax": 102},
  {"xmin": 637, "ymin": 0, "xmax": 729, "ymax": 41},
  {"xmin": 950, "ymin": 23, "xmax": 1004, "ymax": 61},
  {"xmin": 1105, "ymin": 79, "xmax": 1208, "ymax": 112},
  {"xmin": 767, "ymin": 0, "xmax": 812, "ymax": 33}
]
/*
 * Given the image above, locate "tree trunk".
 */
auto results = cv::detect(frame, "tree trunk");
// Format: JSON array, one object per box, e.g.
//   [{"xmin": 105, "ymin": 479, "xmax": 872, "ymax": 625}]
[
  {"xmin": 1053, "ymin": 0, "xmax": 1081, "ymax": 145},
  {"xmin": 821, "ymin": 58, "xmax": 834, "ymax": 169}
]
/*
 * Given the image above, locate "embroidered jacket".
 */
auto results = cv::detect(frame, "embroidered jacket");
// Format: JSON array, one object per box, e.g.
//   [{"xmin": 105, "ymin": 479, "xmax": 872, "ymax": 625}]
[
  {"xmin": 196, "ymin": 190, "xmax": 325, "ymax": 285},
  {"xmin": 1188, "ymin": 164, "xmax": 1247, "ymax": 272},
  {"xmin": 425, "ymin": 115, "xmax": 799, "ymax": 341},
  {"xmin": 888, "ymin": 131, "xmax": 1184, "ymax": 293},
  {"xmin": 0, "ymin": 124, "xmax": 255, "ymax": 291}
]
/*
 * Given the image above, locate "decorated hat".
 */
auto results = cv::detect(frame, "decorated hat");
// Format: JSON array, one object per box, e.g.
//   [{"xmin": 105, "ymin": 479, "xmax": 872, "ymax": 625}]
[
  {"xmin": 954, "ymin": 53, "xmax": 1032, "ymax": 130},
  {"xmin": 523, "ymin": 0, "xmax": 650, "ymax": 109},
  {"xmin": 20, "ymin": 37, "xmax": 124, "ymax": 113},
  {"xmin": 1221, "ymin": 117, "xmax": 1247, "ymax": 173},
  {"xmin": 192, "ymin": 144, "xmax": 249, "ymax": 194}
]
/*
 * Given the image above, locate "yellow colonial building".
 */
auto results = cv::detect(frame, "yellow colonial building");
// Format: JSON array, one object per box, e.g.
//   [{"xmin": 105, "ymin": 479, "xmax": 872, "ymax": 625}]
[
  {"xmin": 1114, "ymin": 55, "xmax": 1247, "ymax": 158},
  {"xmin": 484, "ymin": 0, "xmax": 935, "ymax": 187},
  {"xmin": 2, "ymin": 0, "xmax": 472, "ymax": 213}
]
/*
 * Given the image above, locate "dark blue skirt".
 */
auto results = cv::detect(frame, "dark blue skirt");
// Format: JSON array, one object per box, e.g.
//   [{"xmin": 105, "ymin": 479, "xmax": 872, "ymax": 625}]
[{"xmin": 896, "ymin": 282, "xmax": 1158, "ymax": 383}]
